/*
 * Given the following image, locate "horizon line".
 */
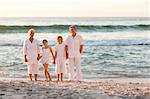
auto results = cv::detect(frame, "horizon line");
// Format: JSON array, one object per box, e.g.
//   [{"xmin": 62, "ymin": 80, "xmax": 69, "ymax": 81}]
[{"xmin": 0, "ymin": 16, "xmax": 149, "ymax": 18}]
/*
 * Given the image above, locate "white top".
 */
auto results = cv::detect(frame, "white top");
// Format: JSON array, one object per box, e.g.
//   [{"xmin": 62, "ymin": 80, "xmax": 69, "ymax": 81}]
[
  {"xmin": 41, "ymin": 47, "xmax": 51, "ymax": 64},
  {"xmin": 23, "ymin": 39, "xmax": 40, "ymax": 65},
  {"xmin": 55, "ymin": 43, "xmax": 66, "ymax": 60},
  {"xmin": 65, "ymin": 34, "xmax": 83, "ymax": 58}
]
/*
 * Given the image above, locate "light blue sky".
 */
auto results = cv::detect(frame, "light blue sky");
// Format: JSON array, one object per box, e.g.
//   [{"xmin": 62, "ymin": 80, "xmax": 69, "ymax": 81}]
[{"xmin": 0, "ymin": 0, "xmax": 149, "ymax": 17}]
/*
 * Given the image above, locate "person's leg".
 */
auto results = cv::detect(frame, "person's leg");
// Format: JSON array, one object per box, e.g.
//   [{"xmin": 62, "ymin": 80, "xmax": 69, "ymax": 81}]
[
  {"xmin": 56, "ymin": 60, "xmax": 61, "ymax": 81},
  {"xmin": 29, "ymin": 74, "xmax": 32, "ymax": 81},
  {"xmin": 69, "ymin": 58, "xmax": 75, "ymax": 81},
  {"xmin": 61, "ymin": 73, "xmax": 63, "ymax": 81},
  {"xmin": 75, "ymin": 57, "xmax": 82, "ymax": 81},
  {"xmin": 57, "ymin": 74, "xmax": 60, "ymax": 81},
  {"xmin": 45, "ymin": 64, "xmax": 51, "ymax": 81},
  {"xmin": 34, "ymin": 74, "xmax": 38, "ymax": 81},
  {"xmin": 28, "ymin": 65, "xmax": 33, "ymax": 81},
  {"xmin": 34, "ymin": 64, "xmax": 39, "ymax": 81},
  {"xmin": 60, "ymin": 60, "xmax": 65, "ymax": 81},
  {"xmin": 47, "ymin": 72, "xmax": 52, "ymax": 81},
  {"xmin": 43, "ymin": 64, "xmax": 48, "ymax": 80}
]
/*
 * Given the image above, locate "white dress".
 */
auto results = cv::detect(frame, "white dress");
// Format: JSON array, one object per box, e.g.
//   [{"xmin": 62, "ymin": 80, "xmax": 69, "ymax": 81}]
[{"xmin": 41, "ymin": 47, "xmax": 51, "ymax": 64}]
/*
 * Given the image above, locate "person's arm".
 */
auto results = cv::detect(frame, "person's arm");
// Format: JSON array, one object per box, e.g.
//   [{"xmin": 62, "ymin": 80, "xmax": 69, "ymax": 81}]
[
  {"xmin": 65, "ymin": 37, "xmax": 69, "ymax": 59},
  {"xmin": 50, "ymin": 47, "xmax": 55, "ymax": 59},
  {"xmin": 54, "ymin": 51, "xmax": 57, "ymax": 64},
  {"xmin": 38, "ymin": 55, "xmax": 42, "ymax": 60},
  {"xmin": 37, "ymin": 40, "xmax": 41, "ymax": 61},
  {"xmin": 23, "ymin": 41, "xmax": 28, "ymax": 62},
  {"xmin": 80, "ymin": 45, "xmax": 83, "ymax": 54},
  {"xmin": 65, "ymin": 45, "xmax": 68, "ymax": 59},
  {"xmin": 37, "ymin": 54, "xmax": 41, "ymax": 61},
  {"xmin": 50, "ymin": 47, "xmax": 55, "ymax": 62},
  {"xmin": 80, "ymin": 36, "xmax": 84, "ymax": 54},
  {"xmin": 24, "ymin": 55, "xmax": 28, "ymax": 62}
]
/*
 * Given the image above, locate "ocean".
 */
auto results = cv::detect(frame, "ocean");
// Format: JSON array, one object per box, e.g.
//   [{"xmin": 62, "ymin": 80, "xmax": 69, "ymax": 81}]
[{"xmin": 0, "ymin": 17, "xmax": 149, "ymax": 79}]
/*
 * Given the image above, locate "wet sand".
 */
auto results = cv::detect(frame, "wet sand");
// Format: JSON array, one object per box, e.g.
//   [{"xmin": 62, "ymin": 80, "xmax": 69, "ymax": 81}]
[{"xmin": 0, "ymin": 79, "xmax": 150, "ymax": 99}]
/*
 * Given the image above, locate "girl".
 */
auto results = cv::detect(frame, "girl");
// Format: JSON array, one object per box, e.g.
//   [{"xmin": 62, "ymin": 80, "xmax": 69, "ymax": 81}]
[
  {"xmin": 54, "ymin": 36, "xmax": 67, "ymax": 81},
  {"xmin": 41, "ymin": 39, "xmax": 55, "ymax": 81}
]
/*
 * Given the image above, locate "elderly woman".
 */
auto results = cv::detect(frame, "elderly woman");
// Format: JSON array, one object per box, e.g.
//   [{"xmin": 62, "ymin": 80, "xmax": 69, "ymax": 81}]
[
  {"xmin": 23, "ymin": 29, "xmax": 40, "ymax": 81},
  {"xmin": 65, "ymin": 25, "xmax": 84, "ymax": 81}
]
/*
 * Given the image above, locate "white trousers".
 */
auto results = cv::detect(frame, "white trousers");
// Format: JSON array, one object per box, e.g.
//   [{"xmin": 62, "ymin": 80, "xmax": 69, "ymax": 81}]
[
  {"xmin": 28, "ymin": 64, "xmax": 39, "ymax": 75},
  {"xmin": 56, "ymin": 59, "xmax": 66, "ymax": 74},
  {"xmin": 69, "ymin": 57, "xmax": 82, "ymax": 81}
]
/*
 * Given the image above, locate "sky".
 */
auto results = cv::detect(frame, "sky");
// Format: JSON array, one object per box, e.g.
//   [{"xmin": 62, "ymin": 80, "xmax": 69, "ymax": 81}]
[{"xmin": 0, "ymin": 0, "xmax": 149, "ymax": 17}]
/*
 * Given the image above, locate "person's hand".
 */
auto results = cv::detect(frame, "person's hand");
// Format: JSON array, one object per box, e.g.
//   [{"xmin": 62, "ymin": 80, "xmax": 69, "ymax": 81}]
[
  {"xmin": 53, "ymin": 60, "xmax": 56, "ymax": 64},
  {"xmin": 25, "ymin": 57, "xmax": 28, "ymax": 62},
  {"xmin": 37, "ymin": 56, "xmax": 41, "ymax": 61},
  {"xmin": 66, "ymin": 53, "xmax": 68, "ymax": 59}
]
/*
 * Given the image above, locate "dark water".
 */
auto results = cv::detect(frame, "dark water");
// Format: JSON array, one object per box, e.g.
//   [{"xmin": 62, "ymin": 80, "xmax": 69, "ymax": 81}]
[{"xmin": 0, "ymin": 24, "xmax": 150, "ymax": 33}]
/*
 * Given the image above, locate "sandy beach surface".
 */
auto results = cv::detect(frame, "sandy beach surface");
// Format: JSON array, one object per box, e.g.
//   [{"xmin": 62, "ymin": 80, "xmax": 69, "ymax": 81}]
[{"xmin": 0, "ymin": 79, "xmax": 150, "ymax": 99}]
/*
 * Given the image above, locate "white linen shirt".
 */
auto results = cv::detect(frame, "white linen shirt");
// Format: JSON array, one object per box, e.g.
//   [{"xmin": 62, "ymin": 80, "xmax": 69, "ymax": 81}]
[
  {"xmin": 23, "ymin": 39, "xmax": 40, "ymax": 65},
  {"xmin": 65, "ymin": 34, "xmax": 83, "ymax": 58}
]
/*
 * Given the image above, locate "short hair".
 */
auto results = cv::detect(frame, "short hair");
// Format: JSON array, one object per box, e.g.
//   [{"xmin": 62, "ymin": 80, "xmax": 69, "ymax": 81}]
[
  {"xmin": 28, "ymin": 28, "xmax": 35, "ymax": 35},
  {"xmin": 57, "ymin": 36, "xmax": 63, "ymax": 41},
  {"xmin": 42, "ymin": 39, "xmax": 48, "ymax": 43},
  {"xmin": 69, "ymin": 25, "xmax": 77, "ymax": 32}
]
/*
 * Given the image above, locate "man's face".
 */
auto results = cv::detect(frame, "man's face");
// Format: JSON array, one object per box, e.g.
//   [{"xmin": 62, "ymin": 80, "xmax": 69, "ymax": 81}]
[
  {"xmin": 70, "ymin": 27, "xmax": 76, "ymax": 35},
  {"xmin": 29, "ymin": 31, "xmax": 34, "ymax": 38}
]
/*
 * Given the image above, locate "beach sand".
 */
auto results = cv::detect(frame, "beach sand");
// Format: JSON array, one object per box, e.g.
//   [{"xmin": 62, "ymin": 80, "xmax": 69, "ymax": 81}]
[{"xmin": 0, "ymin": 79, "xmax": 150, "ymax": 99}]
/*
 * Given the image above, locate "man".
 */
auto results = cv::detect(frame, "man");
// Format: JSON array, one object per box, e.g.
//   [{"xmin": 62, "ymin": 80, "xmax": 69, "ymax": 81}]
[
  {"xmin": 65, "ymin": 25, "xmax": 83, "ymax": 81},
  {"xmin": 23, "ymin": 29, "xmax": 40, "ymax": 81}
]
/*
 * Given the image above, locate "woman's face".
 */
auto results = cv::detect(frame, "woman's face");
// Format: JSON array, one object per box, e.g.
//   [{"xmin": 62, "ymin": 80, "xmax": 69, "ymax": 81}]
[{"xmin": 43, "ymin": 41, "xmax": 48, "ymax": 46}]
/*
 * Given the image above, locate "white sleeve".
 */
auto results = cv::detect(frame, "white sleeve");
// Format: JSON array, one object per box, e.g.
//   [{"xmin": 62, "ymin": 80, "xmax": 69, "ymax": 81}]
[
  {"xmin": 36, "ymin": 40, "xmax": 40, "ymax": 54},
  {"xmin": 23, "ymin": 41, "xmax": 27, "ymax": 55},
  {"xmin": 80, "ymin": 36, "xmax": 84, "ymax": 45}
]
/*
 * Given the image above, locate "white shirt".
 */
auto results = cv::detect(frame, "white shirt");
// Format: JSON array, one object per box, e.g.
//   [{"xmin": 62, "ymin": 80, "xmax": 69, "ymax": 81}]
[
  {"xmin": 23, "ymin": 39, "xmax": 40, "ymax": 65},
  {"xmin": 55, "ymin": 43, "xmax": 66, "ymax": 60},
  {"xmin": 65, "ymin": 34, "xmax": 83, "ymax": 58}
]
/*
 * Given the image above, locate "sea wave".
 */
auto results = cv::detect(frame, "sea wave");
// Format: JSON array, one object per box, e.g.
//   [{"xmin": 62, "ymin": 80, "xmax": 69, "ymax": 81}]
[
  {"xmin": 0, "ymin": 24, "xmax": 149, "ymax": 33},
  {"xmin": 0, "ymin": 41, "xmax": 149, "ymax": 47}
]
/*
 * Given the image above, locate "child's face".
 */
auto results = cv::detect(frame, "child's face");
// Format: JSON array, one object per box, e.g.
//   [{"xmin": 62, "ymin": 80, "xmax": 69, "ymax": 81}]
[
  {"xmin": 43, "ymin": 41, "xmax": 48, "ymax": 46},
  {"xmin": 57, "ymin": 38, "xmax": 63, "ymax": 44}
]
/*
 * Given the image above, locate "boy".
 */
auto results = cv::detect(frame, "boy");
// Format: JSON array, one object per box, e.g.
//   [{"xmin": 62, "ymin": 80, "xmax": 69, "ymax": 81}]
[{"xmin": 54, "ymin": 36, "xmax": 66, "ymax": 81}]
